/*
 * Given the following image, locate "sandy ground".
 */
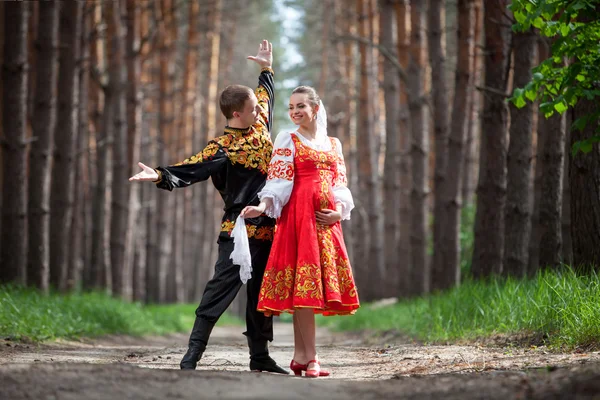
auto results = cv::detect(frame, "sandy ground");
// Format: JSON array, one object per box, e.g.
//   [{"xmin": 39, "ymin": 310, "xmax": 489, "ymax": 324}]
[{"xmin": 1, "ymin": 323, "xmax": 600, "ymax": 399}]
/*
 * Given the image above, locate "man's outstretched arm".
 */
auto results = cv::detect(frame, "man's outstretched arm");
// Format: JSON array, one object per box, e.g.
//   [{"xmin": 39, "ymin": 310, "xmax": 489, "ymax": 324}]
[{"xmin": 129, "ymin": 140, "xmax": 228, "ymax": 191}]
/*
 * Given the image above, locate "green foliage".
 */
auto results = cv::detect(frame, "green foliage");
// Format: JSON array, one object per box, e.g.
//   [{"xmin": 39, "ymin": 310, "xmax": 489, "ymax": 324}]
[
  {"xmin": 318, "ymin": 267, "xmax": 600, "ymax": 349},
  {"xmin": 0, "ymin": 285, "xmax": 242, "ymax": 342},
  {"xmin": 508, "ymin": 0, "xmax": 600, "ymax": 155}
]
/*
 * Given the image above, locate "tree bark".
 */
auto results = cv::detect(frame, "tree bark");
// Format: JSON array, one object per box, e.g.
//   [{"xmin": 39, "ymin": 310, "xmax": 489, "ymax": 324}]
[
  {"xmin": 91, "ymin": 2, "xmax": 113, "ymax": 292},
  {"xmin": 503, "ymin": 29, "xmax": 536, "ymax": 278},
  {"xmin": 68, "ymin": 3, "xmax": 91, "ymax": 291},
  {"xmin": 395, "ymin": 0, "xmax": 412, "ymax": 297},
  {"xmin": 379, "ymin": 0, "xmax": 401, "ymax": 297},
  {"xmin": 471, "ymin": 0, "xmax": 511, "ymax": 278},
  {"xmin": 357, "ymin": 0, "xmax": 381, "ymax": 300},
  {"xmin": 408, "ymin": 0, "xmax": 429, "ymax": 295},
  {"xmin": 462, "ymin": 0, "xmax": 483, "ymax": 207},
  {"xmin": 0, "ymin": 1, "xmax": 29, "ymax": 285},
  {"xmin": 124, "ymin": 0, "xmax": 142, "ymax": 301},
  {"xmin": 561, "ymin": 110, "xmax": 573, "ymax": 265},
  {"xmin": 437, "ymin": 0, "xmax": 475, "ymax": 290},
  {"xmin": 528, "ymin": 37, "xmax": 549, "ymax": 274},
  {"xmin": 51, "ymin": 0, "xmax": 83, "ymax": 291},
  {"xmin": 28, "ymin": 0, "xmax": 59, "ymax": 291},
  {"xmin": 570, "ymin": 97, "xmax": 600, "ymax": 270},
  {"xmin": 107, "ymin": 0, "xmax": 131, "ymax": 299},
  {"xmin": 429, "ymin": 0, "xmax": 452, "ymax": 292}
]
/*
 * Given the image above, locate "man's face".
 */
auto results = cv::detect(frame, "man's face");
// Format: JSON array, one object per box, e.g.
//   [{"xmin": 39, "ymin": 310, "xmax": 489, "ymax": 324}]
[{"xmin": 234, "ymin": 94, "xmax": 260, "ymax": 127}]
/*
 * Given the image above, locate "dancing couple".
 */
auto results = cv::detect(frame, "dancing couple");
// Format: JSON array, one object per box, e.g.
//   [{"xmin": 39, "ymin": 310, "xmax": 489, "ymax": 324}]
[{"xmin": 130, "ymin": 40, "xmax": 359, "ymax": 378}]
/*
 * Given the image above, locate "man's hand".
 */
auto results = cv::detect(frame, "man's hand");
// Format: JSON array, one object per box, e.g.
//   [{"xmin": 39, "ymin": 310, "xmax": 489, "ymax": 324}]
[
  {"xmin": 241, "ymin": 202, "xmax": 267, "ymax": 219},
  {"xmin": 247, "ymin": 39, "xmax": 272, "ymax": 69},
  {"xmin": 129, "ymin": 162, "xmax": 159, "ymax": 182},
  {"xmin": 315, "ymin": 209, "xmax": 342, "ymax": 225}
]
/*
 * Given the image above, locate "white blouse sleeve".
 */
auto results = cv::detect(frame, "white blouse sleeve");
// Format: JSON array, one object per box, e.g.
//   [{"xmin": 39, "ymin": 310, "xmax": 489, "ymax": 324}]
[
  {"xmin": 258, "ymin": 132, "xmax": 295, "ymax": 218},
  {"xmin": 332, "ymin": 137, "xmax": 354, "ymax": 220}
]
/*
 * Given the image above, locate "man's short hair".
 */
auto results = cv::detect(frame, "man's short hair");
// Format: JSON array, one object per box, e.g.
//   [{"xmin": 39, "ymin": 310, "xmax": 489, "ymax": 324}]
[{"xmin": 219, "ymin": 85, "xmax": 254, "ymax": 119}]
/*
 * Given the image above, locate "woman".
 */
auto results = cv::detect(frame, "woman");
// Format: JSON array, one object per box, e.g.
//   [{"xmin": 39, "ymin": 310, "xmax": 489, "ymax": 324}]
[{"xmin": 241, "ymin": 86, "xmax": 360, "ymax": 378}]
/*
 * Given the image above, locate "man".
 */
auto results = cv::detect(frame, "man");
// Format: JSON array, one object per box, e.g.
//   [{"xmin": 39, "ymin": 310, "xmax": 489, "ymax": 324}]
[{"xmin": 129, "ymin": 40, "xmax": 287, "ymax": 374}]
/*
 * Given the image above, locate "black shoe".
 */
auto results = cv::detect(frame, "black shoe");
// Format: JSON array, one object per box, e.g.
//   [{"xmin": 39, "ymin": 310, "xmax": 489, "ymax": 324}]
[
  {"xmin": 249, "ymin": 356, "xmax": 289, "ymax": 374},
  {"xmin": 247, "ymin": 337, "xmax": 289, "ymax": 374},
  {"xmin": 180, "ymin": 318, "xmax": 214, "ymax": 370}
]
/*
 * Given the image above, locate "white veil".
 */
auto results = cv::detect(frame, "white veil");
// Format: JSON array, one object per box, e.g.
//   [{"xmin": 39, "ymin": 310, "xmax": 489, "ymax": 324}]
[{"xmin": 316, "ymin": 100, "xmax": 328, "ymax": 141}]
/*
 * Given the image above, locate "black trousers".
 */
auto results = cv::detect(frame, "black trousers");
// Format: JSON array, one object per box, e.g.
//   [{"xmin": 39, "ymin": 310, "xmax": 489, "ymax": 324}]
[{"xmin": 194, "ymin": 239, "xmax": 273, "ymax": 342}]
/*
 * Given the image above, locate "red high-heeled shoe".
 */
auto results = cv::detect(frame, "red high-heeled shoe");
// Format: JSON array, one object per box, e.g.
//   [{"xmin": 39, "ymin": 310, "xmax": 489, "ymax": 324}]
[
  {"xmin": 304, "ymin": 359, "xmax": 321, "ymax": 378},
  {"xmin": 289, "ymin": 360, "xmax": 330, "ymax": 377}
]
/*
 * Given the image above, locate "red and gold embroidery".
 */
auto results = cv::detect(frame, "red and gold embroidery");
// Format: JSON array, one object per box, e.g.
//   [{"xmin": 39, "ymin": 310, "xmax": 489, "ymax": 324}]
[
  {"xmin": 267, "ymin": 160, "xmax": 294, "ymax": 181},
  {"xmin": 274, "ymin": 148, "xmax": 292, "ymax": 157},
  {"xmin": 260, "ymin": 265, "xmax": 295, "ymax": 301},
  {"xmin": 221, "ymin": 219, "xmax": 274, "ymax": 241}
]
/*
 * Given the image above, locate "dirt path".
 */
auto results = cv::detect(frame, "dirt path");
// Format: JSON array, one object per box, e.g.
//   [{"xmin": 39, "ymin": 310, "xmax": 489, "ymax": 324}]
[{"xmin": 1, "ymin": 323, "xmax": 600, "ymax": 399}]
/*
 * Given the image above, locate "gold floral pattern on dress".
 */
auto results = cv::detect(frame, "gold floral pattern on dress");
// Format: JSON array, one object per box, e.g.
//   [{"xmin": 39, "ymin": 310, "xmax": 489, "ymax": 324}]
[
  {"xmin": 294, "ymin": 263, "xmax": 324, "ymax": 300},
  {"xmin": 267, "ymin": 160, "xmax": 294, "ymax": 181},
  {"xmin": 260, "ymin": 265, "xmax": 294, "ymax": 301},
  {"xmin": 221, "ymin": 219, "xmax": 274, "ymax": 241},
  {"xmin": 317, "ymin": 225, "xmax": 341, "ymax": 295}
]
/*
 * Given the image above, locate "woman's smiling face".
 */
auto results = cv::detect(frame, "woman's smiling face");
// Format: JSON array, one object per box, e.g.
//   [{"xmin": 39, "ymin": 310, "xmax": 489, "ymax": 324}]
[{"xmin": 288, "ymin": 93, "xmax": 318, "ymax": 126}]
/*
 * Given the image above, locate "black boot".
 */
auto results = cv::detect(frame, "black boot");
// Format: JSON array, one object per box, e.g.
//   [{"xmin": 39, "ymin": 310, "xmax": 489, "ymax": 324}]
[
  {"xmin": 247, "ymin": 337, "xmax": 289, "ymax": 374},
  {"xmin": 180, "ymin": 318, "xmax": 214, "ymax": 370}
]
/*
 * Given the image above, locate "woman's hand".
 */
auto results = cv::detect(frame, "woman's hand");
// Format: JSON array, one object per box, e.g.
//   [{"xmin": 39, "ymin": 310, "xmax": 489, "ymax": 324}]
[
  {"xmin": 129, "ymin": 162, "xmax": 159, "ymax": 182},
  {"xmin": 315, "ymin": 209, "xmax": 341, "ymax": 225},
  {"xmin": 240, "ymin": 202, "xmax": 267, "ymax": 219}
]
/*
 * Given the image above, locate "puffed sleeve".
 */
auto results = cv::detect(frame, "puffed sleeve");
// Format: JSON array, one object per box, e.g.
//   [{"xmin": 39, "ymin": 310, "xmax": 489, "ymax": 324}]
[
  {"xmin": 258, "ymin": 132, "xmax": 295, "ymax": 218},
  {"xmin": 332, "ymin": 137, "xmax": 354, "ymax": 220},
  {"xmin": 154, "ymin": 140, "xmax": 228, "ymax": 191}
]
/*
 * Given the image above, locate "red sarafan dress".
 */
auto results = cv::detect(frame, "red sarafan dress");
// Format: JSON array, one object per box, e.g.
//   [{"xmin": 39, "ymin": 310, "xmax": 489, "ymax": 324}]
[{"xmin": 257, "ymin": 132, "xmax": 360, "ymax": 316}]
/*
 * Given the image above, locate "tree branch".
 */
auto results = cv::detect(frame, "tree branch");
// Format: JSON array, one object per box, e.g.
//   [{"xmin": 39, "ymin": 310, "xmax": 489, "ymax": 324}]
[
  {"xmin": 333, "ymin": 34, "xmax": 409, "ymax": 85},
  {"xmin": 476, "ymin": 85, "xmax": 510, "ymax": 98}
]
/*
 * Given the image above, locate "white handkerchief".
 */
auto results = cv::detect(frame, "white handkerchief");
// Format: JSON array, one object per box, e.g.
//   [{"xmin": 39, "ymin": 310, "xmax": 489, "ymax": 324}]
[{"xmin": 230, "ymin": 215, "xmax": 252, "ymax": 284}]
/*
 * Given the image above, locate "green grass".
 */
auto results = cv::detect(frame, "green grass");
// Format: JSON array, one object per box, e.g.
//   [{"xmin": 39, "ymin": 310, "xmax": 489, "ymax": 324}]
[
  {"xmin": 0, "ymin": 285, "xmax": 242, "ymax": 342},
  {"xmin": 316, "ymin": 267, "xmax": 600, "ymax": 350}
]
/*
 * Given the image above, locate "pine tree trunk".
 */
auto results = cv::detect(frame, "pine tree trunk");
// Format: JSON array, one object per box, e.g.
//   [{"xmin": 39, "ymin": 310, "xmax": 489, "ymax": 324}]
[
  {"xmin": 395, "ymin": 0, "xmax": 412, "ymax": 297},
  {"xmin": 561, "ymin": 111, "xmax": 573, "ymax": 266},
  {"xmin": 28, "ymin": 0, "xmax": 59, "ymax": 291},
  {"xmin": 357, "ymin": 0, "xmax": 379, "ymax": 300},
  {"xmin": 570, "ymin": 98, "xmax": 600, "ymax": 270},
  {"xmin": 528, "ymin": 37, "xmax": 549, "ymax": 275},
  {"xmin": 408, "ymin": 0, "xmax": 429, "ymax": 295},
  {"xmin": 537, "ymin": 42, "xmax": 566, "ymax": 271},
  {"xmin": 0, "ymin": 1, "xmax": 29, "ymax": 285},
  {"xmin": 124, "ymin": 0, "xmax": 141, "ymax": 301},
  {"xmin": 91, "ymin": 2, "xmax": 113, "ymax": 292},
  {"xmin": 462, "ymin": 0, "xmax": 482, "ymax": 207},
  {"xmin": 471, "ymin": 0, "xmax": 511, "ymax": 278},
  {"xmin": 0, "ymin": 1, "xmax": 4, "ymax": 240},
  {"xmin": 437, "ymin": 0, "xmax": 475, "ymax": 290},
  {"xmin": 503, "ymin": 29, "xmax": 536, "ymax": 278},
  {"xmin": 107, "ymin": 0, "xmax": 131, "ymax": 299},
  {"xmin": 429, "ymin": 0, "xmax": 452, "ymax": 292},
  {"xmin": 51, "ymin": 0, "xmax": 82, "ymax": 291},
  {"xmin": 68, "ymin": 4, "xmax": 90, "ymax": 291},
  {"xmin": 379, "ymin": 0, "xmax": 401, "ymax": 296}
]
